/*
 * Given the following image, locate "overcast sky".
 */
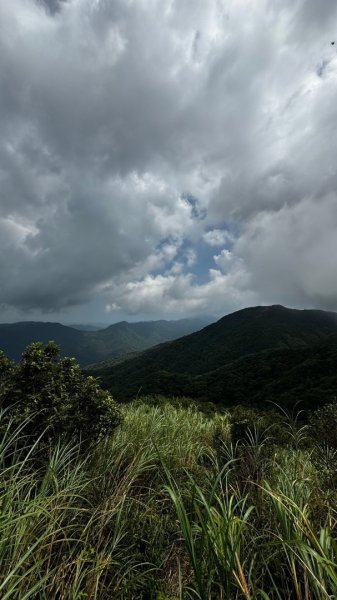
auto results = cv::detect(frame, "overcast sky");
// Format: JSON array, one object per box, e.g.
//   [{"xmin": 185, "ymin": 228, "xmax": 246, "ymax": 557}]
[{"xmin": 0, "ymin": 0, "xmax": 337, "ymax": 324}]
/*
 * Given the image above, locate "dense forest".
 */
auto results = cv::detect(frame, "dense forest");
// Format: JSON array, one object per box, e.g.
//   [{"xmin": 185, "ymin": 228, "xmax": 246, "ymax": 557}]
[{"xmin": 89, "ymin": 306, "xmax": 337, "ymax": 409}]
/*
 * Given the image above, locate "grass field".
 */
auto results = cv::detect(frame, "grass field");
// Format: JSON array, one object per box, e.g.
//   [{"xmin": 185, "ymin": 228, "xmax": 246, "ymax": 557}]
[{"xmin": 1, "ymin": 397, "xmax": 337, "ymax": 599}]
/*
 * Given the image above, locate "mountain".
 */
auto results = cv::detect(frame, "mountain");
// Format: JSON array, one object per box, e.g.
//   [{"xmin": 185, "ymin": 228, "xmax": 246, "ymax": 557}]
[
  {"xmin": 0, "ymin": 322, "xmax": 86, "ymax": 362},
  {"xmin": 0, "ymin": 317, "xmax": 210, "ymax": 366},
  {"xmin": 89, "ymin": 305, "xmax": 337, "ymax": 408}
]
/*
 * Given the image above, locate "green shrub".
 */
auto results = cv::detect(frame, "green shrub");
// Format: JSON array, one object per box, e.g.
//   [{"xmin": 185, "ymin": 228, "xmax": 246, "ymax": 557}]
[
  {"xmin": 310, "ymin": 401, "xmax": 337, "ymax": 448},
  {"xmin": 0, "ymin": 341, "xmax": 122, "ymax": 445}
]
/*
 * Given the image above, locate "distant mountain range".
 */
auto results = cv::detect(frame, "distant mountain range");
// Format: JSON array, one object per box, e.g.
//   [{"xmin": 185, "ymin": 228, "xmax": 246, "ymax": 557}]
[
  {"xmin": 88, "ymin": 305, "xmax": 337, "ymax": 409},
  {"xmin": 0, "ymin": 317, "xmax": 210, "ymax": 366}
]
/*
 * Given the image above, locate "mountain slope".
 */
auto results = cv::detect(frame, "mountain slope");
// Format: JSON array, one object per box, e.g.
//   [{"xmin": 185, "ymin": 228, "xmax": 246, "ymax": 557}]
[
  {"xmin": 0, "ymin": 317, "xmax": 210, "ymax": 365},
  {"xmin": 90, "ymin": 305, "xmax": 337, "ymax": 407}
]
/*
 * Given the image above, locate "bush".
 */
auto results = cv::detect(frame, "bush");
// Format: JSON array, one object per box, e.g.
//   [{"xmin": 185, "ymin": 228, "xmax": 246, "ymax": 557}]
[
  {"xmin": 0, "ymin": 341, "xmax": 122, "ymax": 445},
  {"xmin": 310, "ymin": 401, "xmax": 337, "ymax": 449}
]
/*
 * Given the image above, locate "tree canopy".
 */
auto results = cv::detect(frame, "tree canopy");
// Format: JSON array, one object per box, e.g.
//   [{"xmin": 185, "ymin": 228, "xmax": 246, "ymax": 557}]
[{"xmin": 0, "ymin": 341, "xmax": 121, "ymax": 444}]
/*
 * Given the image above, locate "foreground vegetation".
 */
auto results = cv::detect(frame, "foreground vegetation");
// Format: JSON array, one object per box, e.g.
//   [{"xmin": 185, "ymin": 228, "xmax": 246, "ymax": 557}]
[{"xmin": 1, "ymin": 393, "xmax": 337, "ymax": 599}]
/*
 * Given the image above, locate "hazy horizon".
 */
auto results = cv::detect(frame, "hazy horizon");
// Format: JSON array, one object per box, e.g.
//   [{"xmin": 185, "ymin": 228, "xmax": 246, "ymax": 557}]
[
  {"xmin": 2, "ymin": 302, "xmax": 337, "ymax": 328},
  {"xmin": 0, "ymin": 313, "xmax": 215, "ymax": 327}
]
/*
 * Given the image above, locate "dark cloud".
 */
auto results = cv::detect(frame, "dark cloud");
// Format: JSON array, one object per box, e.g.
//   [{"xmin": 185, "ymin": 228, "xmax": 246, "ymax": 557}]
[
  {"xmin": 293, "ymin": 0, "xmax": 337, "ymax": 37},
  {"xmin": 37, "ymin": 0, "xmax": 68, "ymax": 15},
  {"xmin": 0, "ymin": 0, "xmax": 337, "ymax": 320}
]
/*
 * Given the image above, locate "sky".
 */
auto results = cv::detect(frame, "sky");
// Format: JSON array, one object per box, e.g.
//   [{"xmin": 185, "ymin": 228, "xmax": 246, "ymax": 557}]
[{"xmin": 0, "ymin": 0, "xmax": 337, "ymax": 324}]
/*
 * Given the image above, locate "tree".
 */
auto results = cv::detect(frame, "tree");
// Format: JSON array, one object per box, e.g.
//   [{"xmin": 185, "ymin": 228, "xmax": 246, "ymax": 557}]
[
  {"xmin": 0, "ymin": 341, "xmax": 122, "ymax": 445},
  {"xmin": 309, "ymin": 401, "xmax": 337, "ymax": 449}
]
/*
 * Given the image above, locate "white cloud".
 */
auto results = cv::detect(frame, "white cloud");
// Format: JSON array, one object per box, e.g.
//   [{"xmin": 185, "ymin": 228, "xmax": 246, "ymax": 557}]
[
  {"xmin": 203, "ymin": 229, "xmax": 234, "ymax": 247},
  {"xmin": 214, "ymin": 249, "xmax": 235, "ymax": 272},
  {"xmin": 106, "ymin": 259, "xmax": 257, "ymax": 318}
]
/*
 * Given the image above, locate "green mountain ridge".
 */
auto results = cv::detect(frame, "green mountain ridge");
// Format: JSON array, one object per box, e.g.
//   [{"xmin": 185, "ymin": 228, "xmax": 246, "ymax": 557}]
[
  {"xmin": 0, "ymin": 317, "xmax": 210, "ymax": 366},
  {"xmin": 89, "ymin": 305, "xmax": 337, "ymax": 408}
]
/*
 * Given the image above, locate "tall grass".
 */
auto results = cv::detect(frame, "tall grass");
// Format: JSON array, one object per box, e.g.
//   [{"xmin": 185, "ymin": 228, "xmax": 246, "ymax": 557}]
[
  {"xmin": 0, "ymin": 401, "xmax": 336, "ymax": 599},
  {"xmin": 0, "ymin": 411, "xmax": 154, "ymax": 599}
]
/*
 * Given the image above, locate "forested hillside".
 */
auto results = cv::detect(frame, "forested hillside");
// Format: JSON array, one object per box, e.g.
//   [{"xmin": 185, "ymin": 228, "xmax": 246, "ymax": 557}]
[{"xmin": 90, "ymin": 305, "xmax": 337, "ymax": 408}]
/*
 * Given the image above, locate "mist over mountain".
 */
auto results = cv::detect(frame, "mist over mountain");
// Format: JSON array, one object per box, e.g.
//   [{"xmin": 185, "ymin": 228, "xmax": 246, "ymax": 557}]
[
  {"xmin": 0, "ymin": 317, "xmax": 210, "ymax": 366},
  {"xmin": 89, "ymin": 305, "xmax": 337, "ymax": 408}
]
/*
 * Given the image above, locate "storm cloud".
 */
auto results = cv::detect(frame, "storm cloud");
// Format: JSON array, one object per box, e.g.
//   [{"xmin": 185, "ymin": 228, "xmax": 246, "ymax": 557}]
[{"xmin": 0, "ymin": 0, "xmax": 337, "ymax": 321}]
